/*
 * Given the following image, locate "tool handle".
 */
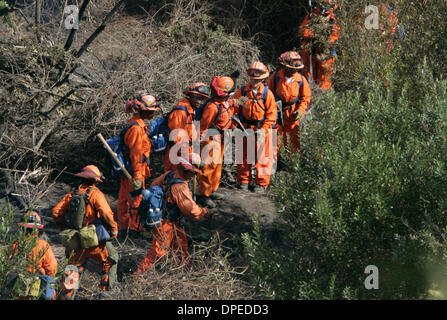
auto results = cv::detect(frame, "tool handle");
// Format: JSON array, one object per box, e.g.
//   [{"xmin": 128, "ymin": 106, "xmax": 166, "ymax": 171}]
[{"xmin": 96, "ymin": 133, "xmax": 133, "ymax": 182}]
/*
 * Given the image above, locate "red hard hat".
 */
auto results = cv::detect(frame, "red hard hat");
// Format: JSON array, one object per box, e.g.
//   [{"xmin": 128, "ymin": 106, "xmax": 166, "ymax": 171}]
[
  {"xmin": 210, "ymin": 76, "xmax": 234, "ymax": 98},
  {"xmin": 19, "ymin": 210, "xmax": 44, "ymax": 230},
  {"xmin": 178, "ymin": 153, "xmax": 203, "ymax": 173},
  {"xmin": 246, "ymin": 61, "xmax": 269, "ymax": 80},
  {"xmin": 183, "ymin": 82, "xmax": 211, "ymax": 99},
  {"xmin": 75, "ymin": 165, "xmax": 104, "ymax": 183}
]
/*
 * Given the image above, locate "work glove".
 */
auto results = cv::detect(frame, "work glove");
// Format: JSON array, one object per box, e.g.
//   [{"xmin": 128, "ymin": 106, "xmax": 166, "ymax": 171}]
[
  {"xmin": 131, "ymin": 178, "xmax": 142, "ymax": 191},
  {"xmin": 293, "ymin": 110, "xmax": 305, "ymax": 123},
  {"xmin": 232, "ymin": 96, "xmax": 249, "ymax": 108}
]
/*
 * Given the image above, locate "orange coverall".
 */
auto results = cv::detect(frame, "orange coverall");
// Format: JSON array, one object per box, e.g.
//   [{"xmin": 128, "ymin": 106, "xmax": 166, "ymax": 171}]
[
  {"xmin": 233, "ymin": 83, "xmax": 277, "ymax": 188},
  {"xmin": 10, "ymin": 236, "xmax": 58, "ymax": 299},
  {"xmin": 135, "ymin": 170, "xmax": 208, "ymax": 273},
  {"xmin": 164, "ymin": 98, "xmax": 198, "ymax": 172},
  {"xmin": 267, "ymin": 69, "xmax": 311, "ymax": 153},
  {"xmin": 299, "ymin": 6, "xmax": 340, "ymax": 90},
  {"xmin": 52, "ymin": 184, "xmax": 119, "ymax": 298},
  {"xmin": 118, "ymin": 115, "xmax": 152, "ymax": 231},
  {"xmin": 197, "ymin": 99, "xmax": 234, "ymax": 197}
]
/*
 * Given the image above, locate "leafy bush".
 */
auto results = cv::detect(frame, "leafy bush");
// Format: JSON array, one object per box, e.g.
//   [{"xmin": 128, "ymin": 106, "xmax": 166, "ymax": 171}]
[{"xmin": 244, "ymin": 63, "xmax": 447, "ymax": 299}]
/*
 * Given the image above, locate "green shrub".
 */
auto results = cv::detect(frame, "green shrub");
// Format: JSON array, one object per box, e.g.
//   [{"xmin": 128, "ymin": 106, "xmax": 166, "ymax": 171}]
[{"xmin": 244, "ymin": 63, "xmax": 447, "ymax": 299}]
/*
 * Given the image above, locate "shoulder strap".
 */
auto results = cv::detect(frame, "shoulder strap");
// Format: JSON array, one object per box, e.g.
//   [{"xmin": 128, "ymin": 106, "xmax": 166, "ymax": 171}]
[
  {"xmin": 80, "ymin": 186, "xmax": 97, "ymax": 212},
  {"xmin": 261, "ymin": 86, "xmax": 268, "ymax": 102},
  {"xmin": 170, "ymin": 105, "xmax": 188, "ymax": 115},
  {"xmin": 120, "ymin": 121, "xmax": 140, "ymax": 139},
  {"xmin": 213, "ymin": 100, "xmax": 222, "ymax": 122}
]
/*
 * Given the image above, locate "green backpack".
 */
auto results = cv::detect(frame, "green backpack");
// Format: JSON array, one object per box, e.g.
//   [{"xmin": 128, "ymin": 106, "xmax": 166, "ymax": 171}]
[{"xmin": 65, "ymin": 187, "xmax": 95, "ymax": 230}]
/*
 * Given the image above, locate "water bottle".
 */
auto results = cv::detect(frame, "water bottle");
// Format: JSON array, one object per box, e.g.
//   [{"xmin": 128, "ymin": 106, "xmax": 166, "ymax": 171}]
[
  {"xmin": 154, "ymin": 208, "xmax": 162, "ymax": 227},
  {"xmin": 155, "ymin": 134, "xmax": 166, "ymax": 152},
  {"xmin": 146, "ymin": 208, "xmax": 154, "ymax": 226}
]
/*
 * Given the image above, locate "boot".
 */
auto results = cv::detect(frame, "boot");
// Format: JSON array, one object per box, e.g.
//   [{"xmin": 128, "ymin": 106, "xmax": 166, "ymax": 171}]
[
  {"xmin": 197, "ymin": 196, "xmax": 216, "ymax": 208},
  {"xmin": 253, "ymin": 185, "xmax": 266, "ymax": 193},
  {"xmin": 238, "ymin": 183, "xmax": 249, "ymax": 191},
  {"xmin": 210, "ymin": 192, "xmax": 225, "ymax": 200}
]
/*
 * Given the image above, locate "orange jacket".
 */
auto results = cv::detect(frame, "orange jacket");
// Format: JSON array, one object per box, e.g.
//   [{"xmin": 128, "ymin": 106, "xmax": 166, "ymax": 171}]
[
  {"xmin": 124, "ymin": 115, "xmax": 151, "ymax": 180},
  {"xmin": 267, "ymin": 69, "xmax": 311, "ymax": 119},
  {"xmin": 199, "ymin": 99, "xmax": 234, "ymax": 140},
  {"xmin": 299, "ymin": 6, "xmax": 340, "ymax": 47},
  {"xmin": 233, "ymin": 83, "xmax": 277, "ymax": 131},
  {"xmin": 168, "ymin": 98, "xmax": 198, "ymax": 144},
  {"xmin": 52, "ymin": 185, "xmax": 119, "ymax": 237},
  {"xmin": 10, "ymin": 236, "xmax": 58, "ymax": 276},
  {"xmin": 151, "ymin": 170, "xmax": 208, "ymax": 220}
]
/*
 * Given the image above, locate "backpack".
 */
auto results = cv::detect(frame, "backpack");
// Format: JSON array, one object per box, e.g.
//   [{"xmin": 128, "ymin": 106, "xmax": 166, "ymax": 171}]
[
  {"xmin": 238, "ymin": 85, "xmax": 269, "ymax": 129},
  {"xmin": 137, "ymin": 170, "xmax": 184, "ymax": 228},
  {"xmin": 65, "ymin": 187, "xmax": 95, "ymax": 230},
  {"xmin": 271, "ymin": 72, "xmax": 303, "ymax": 128},
  {"xmin": 148, "ymin": 105, "xmax": 189, "ymax": 154},
  {"xmin": 104, "ymin": 121, "xmax": 140, "ymax": 177}
]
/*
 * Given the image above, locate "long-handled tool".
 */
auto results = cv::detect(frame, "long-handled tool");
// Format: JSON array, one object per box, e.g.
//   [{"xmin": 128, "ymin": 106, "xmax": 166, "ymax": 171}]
[
  {"xmin": 193, "ymin": 175, "xmax": 197, "ymax": 201},
  {"xmin": 97, "ymin": 133, "xmax": 133, "ymax": 182}
]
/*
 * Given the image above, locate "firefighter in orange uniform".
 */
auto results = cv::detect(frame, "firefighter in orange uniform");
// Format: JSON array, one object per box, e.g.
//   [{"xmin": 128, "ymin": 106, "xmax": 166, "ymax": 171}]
[
  {"xmin": 267, "ymin": 51, "xmax": 311, "ymax": 155},
  {"xmin": 52, "ymin": 165, "xmax": 119, "ymax": 300},
  {"xmin": 299, "ymin": 0, "xmax": 340, "ymax": 90},
  {"xmin": 233, "ymin": 61, "xmax": 277, "ymax": 192},
  {"xmin": 134, "ymin": 154, "xmax": 209, "ymax": 273},
  {"xmin": 10, "ymin": 210, "xmax": 58, "ymax": 299},
  {"xmin": 164, "ymin": 83, "xmax": 210, "ymax": 172},
  {"xmin": 196, "ymin": 76, "xmax": 235, "ymax": 208},
  {"xmin": 118, "ymin": 94, "xmax": 161, "ymax": 234}
]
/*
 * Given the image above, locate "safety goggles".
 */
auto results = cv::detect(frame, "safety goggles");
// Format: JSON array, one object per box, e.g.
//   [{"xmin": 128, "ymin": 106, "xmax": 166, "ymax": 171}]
[
  {"xmin": 192, "ymin": 85, "xmax": 210, "ymax": 96},
  {"xmin": 247, "ymin": 68, "xmax": 267, "ymax": 78},
  {"xmin": 285, "ymin": 59, "xmax": 303, "ymax": 67}
]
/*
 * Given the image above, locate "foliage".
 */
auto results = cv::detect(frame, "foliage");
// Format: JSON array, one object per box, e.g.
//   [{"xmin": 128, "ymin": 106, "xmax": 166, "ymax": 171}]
[
  {"xmin": 244, "ymin": 63, "xmax": 447, "ymax": 299},
  {"xmin": 0, "ymin": 201, "xmax": 67, "ymax": 299}
]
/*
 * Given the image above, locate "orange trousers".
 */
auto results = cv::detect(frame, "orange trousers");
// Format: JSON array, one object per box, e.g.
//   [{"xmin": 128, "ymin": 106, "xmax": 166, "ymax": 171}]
[
  {"xmin": 118, "ymin": 177, "xmax": 146, "ymax": 231},
  {"xmin": 135, "ymin": 220, "xmax": 189, "ymax": 273},
  {"xmin": 61, "ymin": 245, "xmax": 112, "ymax": 299},
  {"xmin": 301, "ymin": 49, "xmax": 335, "ymax": 90},
  {"xmin": 236, "ymin": 129, "xmax": 275, "ymax": 188},
  {"xmin": 197, "ymin": 140, "xmax": 224, "ymax": 197}
]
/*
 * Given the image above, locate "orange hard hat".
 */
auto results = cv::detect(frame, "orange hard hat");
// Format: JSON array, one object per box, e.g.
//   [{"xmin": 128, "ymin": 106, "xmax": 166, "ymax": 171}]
[
  {"xmin": 75, "ymin": 165, "xmax": 104, "ymax": 183},
  {"xmin": 246, "ymin": 61, "xmax": 269, "ymax": 80},
  {"xmin": 19, "ymin": 210, "xmax": 44, "ymax": 230},
  {"xmin": 210, "ymin": 76, "xmax": 235, "ymax": 98},
  {"xmin": 278, "ymin": 51, "xmax": 305, "ymax": 70},
  {"xmin": 183, "ymin": 82, "xmax": 211, "ymax": 99},
  {"xmin": 134, "ymin": 94, "xmax": 162, "ymax": 111},
  {"xmin": 178, "ymin": 153, "xmax": 203, "ymax": 173}
]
